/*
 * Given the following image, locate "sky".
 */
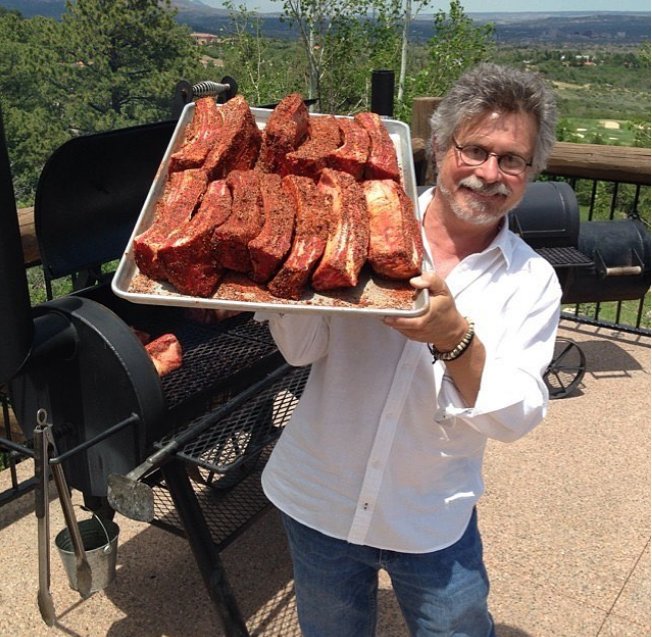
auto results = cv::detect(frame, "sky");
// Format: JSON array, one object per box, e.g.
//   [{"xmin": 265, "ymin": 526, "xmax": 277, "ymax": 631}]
[{"xmin": 202, "ymin": 0, "xmax": 651, "ymax": 13}]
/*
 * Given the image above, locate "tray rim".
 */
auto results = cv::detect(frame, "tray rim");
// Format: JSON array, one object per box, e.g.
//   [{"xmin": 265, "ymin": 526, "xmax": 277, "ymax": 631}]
[{"xmin": 112, "ymin": 100, "xmax": 431, "ymax": 317}]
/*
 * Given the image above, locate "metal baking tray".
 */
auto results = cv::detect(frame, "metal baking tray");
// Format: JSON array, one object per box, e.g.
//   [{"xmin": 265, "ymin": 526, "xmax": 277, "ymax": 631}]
[{"xmin": 112, "ymin": 101, "xmax": 431, "ymax": 316}]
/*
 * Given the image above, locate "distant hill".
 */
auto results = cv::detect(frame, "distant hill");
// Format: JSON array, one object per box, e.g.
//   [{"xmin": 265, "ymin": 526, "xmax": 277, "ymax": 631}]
[{"xmin": 1, "ymin": 0, "xmax": 649, "ymax": 45}]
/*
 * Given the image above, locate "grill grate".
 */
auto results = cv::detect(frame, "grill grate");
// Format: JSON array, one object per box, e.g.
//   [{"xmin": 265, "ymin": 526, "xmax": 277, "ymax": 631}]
[
  {"xmin": 150, "ymin": 448, "xmax": 273, "ymax": 551},
  {"xmin": 535, "ymin": 246, "xmax": 594, "ymax": 269},
  {"xmin": 155, "ymin": 317, "xmax": 278, "ymax": 409},
  {"xmin": 160, "ymin": 365, "xmax": 309, "ymax": 472}
]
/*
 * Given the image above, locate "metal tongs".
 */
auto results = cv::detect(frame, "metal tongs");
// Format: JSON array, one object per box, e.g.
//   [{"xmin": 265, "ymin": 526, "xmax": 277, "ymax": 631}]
[{"xmin": 34, "ymin": 409, "xmax": 93, "ymax": 626}]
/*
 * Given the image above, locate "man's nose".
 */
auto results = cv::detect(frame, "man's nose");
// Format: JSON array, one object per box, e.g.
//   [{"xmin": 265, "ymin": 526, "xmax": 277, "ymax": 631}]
[{"xmin": 474, "ymin": 154, "xmax": 501, "ymax": 182}]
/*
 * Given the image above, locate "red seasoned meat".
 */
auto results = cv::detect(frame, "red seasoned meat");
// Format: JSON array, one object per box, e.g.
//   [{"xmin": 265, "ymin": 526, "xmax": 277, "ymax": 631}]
[
  {"xmin": 284, "ymin": 115, "xmax": 342, "ymax": 178},
  {"xmin": 248, "ymin": 173, "xmax": 296, "ymax": 283},
  {"xmin": 267, "ymin": 175, "xmax": 332, "ymax": 300},
  {"xmin": 258, "ymin": 93, "xmax": 309, "ymax": 174},
  {"xmin": 133, "ymin": 169, "xmax": 208, "ymax": 281},
  {"xmin": 168, "ymin": 97, "xmax": 224, "ymax": 172},
  {"xmin": 145, "ymin": 334, "xmax": 183, "ymax": 377},
  {"xmin": 326, "ymin": 118, "xmax": 370, "ymax": 180},
  {"xmin": 158, "ymin": 180, "xmax": 232, "ymax": 297},
  {"xmin": 363, "ymin": 179, "xmax": 423, "ymax": 280},
  {"xmin": 204, "ymin": 95, "xmax": 263, "ymax": 180},
  {"xmin": 211, "ymin": 170, "xmax": 264, "ymax": 273},
  {"xmin": 312, "ymin": 169, "xmax": 369, "ymax": 291},
  {"xmin": 353, "ymin": 112, "xmax": 401, "ymax": 182}
]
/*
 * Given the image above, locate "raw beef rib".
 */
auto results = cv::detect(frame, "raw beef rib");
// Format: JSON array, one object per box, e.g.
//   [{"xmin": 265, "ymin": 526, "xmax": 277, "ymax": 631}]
[
  {"xmin": 267, "ymin": 175, "xmax": 332, "ymax": 300},
  {"xmin": 354, "ymin": 112, "xmax": 401, "ymax": 182},
  {"xmin": 312, "ymin": 169, "xmax": 369, "ymax": 291},
  {"xmin": 363, "ymin": 179, "xmax": 423, "ymax": 280}
]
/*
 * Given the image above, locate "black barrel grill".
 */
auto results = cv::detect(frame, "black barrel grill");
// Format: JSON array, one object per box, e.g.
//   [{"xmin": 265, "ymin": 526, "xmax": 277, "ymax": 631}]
[
  {"xmin": 508, "ymin": 180, "xmax": 650, "ymax": 397},
  {"xmin": 0, "ymin": 101, "xmax": 309, "ymax": 637},
  {"xmin": 1, "ymin": 94, "xmax": 650, "ymax": 634}
]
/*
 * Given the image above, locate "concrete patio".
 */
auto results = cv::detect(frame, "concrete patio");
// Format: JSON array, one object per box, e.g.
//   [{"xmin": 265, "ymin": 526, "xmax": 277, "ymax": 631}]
[{"xmin": 0, "ymin": 321, "xmax": 649, "ymax": 637}]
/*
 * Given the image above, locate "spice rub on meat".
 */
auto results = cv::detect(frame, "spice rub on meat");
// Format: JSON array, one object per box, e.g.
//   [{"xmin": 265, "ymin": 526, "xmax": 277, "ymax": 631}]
[
  {"xmin": 133, "ymin": 168, "xmax": 208, "ymax": 281},
  {"xmin": 212, "ymin": 169, "xmax": 264, "ymax": 273},
  {"xmin": 258, "ymin": 93, "xmax": 309, "ymax": 175},
  {"xmin": 132, "ymin": 93, "xmax": 423, "ymax": 303},
  {"xmin": 248, "ymin": 173, "xmax": 296, "ymax": 283},
  {"xmin": 312, "ymin": 169, "xmax": 369, "ymax": 291},
  {"xmin": 267, "ymin": 175, "xmax": 332, "ymax": 300},
  {"xmin": 363, "ymin": 179, "xmax": 424, "ymax": 280}
]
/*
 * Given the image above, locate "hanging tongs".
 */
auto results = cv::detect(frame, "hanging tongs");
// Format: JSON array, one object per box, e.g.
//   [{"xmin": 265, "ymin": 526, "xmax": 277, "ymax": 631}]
[{"xmin": 34, "ymin": 409, "xmax": 93, "ymax": 625}]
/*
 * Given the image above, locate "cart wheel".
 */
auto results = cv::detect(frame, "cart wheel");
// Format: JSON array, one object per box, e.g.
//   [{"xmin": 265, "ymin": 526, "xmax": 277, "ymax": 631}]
[{"xmin": 544, "ymin": 339, "xmax": 586, "ymax": 399}]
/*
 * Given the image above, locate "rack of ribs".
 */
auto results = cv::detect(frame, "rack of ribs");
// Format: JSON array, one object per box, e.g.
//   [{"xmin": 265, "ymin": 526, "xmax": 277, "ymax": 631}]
[
  {"xmin": 133, "ymin": 168, "xmax": 208, "ymax": 281},
  {"xmin": 354, "ymin": 112, "xmax": 401, "ymax": 182},
  {"xmin": 363, "ymin": 179, "xmax": 424, "ymax": 280},
  {"xmin": 284, "ymin": 115, "xmax": 342, "ymax": 179},
  {"xmin": 267, "ymin": 175, "xmax": 332, "ymax": 300},
  {"xmin": 248, "ymin": 173, "xmax": 296, "ymax": 283},
  {"xmin": 257, "ymin": 93, "xmax": 309, "ymax": 174},
  {"xmin": 211, "ymin": 170, "xmax": 264, "ymax": 273},
  {"xmin": 326, "ymin": 118, "xmax": 370, "ymax": 180},
  {"xmin": 204, "ymin": 95, "xmax": 262, "ymax": 180},
  {"xmin": 168, "ymin": 97, "xmax": 224, "ymax": 172},
  {"xmin": 157, "ymin": 180, "xmax": 233, "ymax": 297},
  {"xmin": 312, "ymin": 169, "xmax": 369, "ymax": 291}
]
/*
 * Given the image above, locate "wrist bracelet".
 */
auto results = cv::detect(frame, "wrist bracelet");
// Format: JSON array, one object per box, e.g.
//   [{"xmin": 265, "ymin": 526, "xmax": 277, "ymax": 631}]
[{"xmin": 428, "ymin": 318, "xmax": 475, "ymax": 363}]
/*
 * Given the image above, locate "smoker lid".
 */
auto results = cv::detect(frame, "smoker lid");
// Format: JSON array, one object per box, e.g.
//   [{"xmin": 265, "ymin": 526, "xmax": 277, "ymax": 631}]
[{"xmin": 34, "ymin": 120, "xmax": 176, "ymax": 281}]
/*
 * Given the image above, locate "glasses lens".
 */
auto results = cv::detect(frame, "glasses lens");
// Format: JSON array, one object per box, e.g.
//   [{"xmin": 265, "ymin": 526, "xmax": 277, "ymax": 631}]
[
  {"xmin": 499, "ymin": 154, "xmax": 527, "ymax": 175},
  {"xmin": 459, "ymin": 145, "xmax": 487, "ymax": 165}
]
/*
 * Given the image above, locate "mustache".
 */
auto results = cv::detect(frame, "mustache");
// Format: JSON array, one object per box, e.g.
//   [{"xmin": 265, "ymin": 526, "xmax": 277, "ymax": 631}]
[{"xmin": 458, "ymin": 176, "xmax": 512, "ymax": 197}]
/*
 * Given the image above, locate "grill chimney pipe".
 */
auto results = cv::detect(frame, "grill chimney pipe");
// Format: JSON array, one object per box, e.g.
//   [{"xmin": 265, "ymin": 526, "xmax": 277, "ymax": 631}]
[{"xmin": 0, "ymin": 103, "xmax": 34, "ymax": 384}]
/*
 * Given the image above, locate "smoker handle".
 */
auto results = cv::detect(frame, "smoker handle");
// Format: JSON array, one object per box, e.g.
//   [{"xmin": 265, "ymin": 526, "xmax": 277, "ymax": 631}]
[
  {"xmin": 602, "ymin": 265, "xmax": 642, "ymax": 277},
  {"xmin": 594, "ymin": 249, "xmax": 644, "ymax": 278}
]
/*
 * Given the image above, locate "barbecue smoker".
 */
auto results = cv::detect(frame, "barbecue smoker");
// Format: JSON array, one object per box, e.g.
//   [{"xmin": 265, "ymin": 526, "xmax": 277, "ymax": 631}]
[
  {"xmin": 507, "ymin": 180, "xmax": 650, "ymax": 397},
  {"xmin": 0, "ymin": 90, "xmax": 309, "ymax": 637}
]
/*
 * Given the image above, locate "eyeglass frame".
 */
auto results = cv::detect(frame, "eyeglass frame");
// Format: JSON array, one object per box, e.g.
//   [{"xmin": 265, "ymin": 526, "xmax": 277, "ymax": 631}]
[{"xmin": 452, "ymin": 137, "xmax": 533, "ymax": 176}]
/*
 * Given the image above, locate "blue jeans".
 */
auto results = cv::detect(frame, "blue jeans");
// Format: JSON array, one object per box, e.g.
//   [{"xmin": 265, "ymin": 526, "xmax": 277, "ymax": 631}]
[{"xmin": 281, "ymin": 509, "xmax": 495, "ymax": 637}]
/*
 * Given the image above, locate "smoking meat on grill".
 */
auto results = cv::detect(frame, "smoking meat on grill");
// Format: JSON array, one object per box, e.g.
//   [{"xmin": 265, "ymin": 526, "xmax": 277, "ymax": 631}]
[
  {"xmin": 145, "ymin": 333, "xmax": 183, "ymax": 377},
  {"xmin": 326, "ymin": 118, "xmax": 370, "ymax": 180},
  {"xmin": 267, "ymin": 175, "xmax": 332, "ymax": 300},
  {"xmin": 312, "ymin": 169, "xmax": 369, "ymax": 291},
  {"xmin": 284, "ymin": 115, "xmax": 342, "ymax": 179},
  {"xmin": 158, "ymin": 180, "xmax": 232, "ymax": 297},
  {"xmin": 248, "ymin": 173, "xmax": 296, "ymax": 283},
  {"xmin": 363, "ymin": 179, "xmax": 423, "ymax": 280},
  {"xmin": 258, "ymin": 93, "xmax": 309, "ymax": 174},
  {"xmin": 204, "ymin": 95, "xmax": 263, "ymax": 180},
  {"xmin": 133, "ymin": 168, "xmax": 208, "ymax": 281},
  {"xmin": 211, "ymin": 170, "xmax": 264, "ymax": 273},
  {"xmin": 354, "ymin": 112, "xmax": 401, "ymax": 182},
  {"xmin": 168, "ymin": 97, "xmax": 224, "ymax": 172}
]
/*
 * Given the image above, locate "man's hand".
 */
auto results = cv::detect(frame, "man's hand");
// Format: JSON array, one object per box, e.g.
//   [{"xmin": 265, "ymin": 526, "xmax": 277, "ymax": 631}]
[{"xmin": 383, "ymin": 271, "xmax": 468, "ymax": 352}]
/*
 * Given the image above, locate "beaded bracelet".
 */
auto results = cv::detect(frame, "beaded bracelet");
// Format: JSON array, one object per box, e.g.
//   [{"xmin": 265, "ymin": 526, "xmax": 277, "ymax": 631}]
[{"xmin": 427, "ymin": 318, "xmax": 475, "ymax": 363}]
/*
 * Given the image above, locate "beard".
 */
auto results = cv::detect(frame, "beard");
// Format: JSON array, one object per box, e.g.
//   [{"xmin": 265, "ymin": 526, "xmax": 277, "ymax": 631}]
[{"xmin": 438, "ymin": 175, "xmax": 519, "ymax": 226}]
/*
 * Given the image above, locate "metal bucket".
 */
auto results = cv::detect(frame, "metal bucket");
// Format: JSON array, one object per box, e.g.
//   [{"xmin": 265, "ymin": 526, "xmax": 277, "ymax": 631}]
[{"xmin": 55, "ymin": 515, "xmax": 120, "ymax": 593}]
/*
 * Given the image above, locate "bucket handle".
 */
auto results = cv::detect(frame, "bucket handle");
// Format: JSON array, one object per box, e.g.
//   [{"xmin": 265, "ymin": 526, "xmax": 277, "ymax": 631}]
[{"xmin": 79, "ymin": 506, "xmax": 114, "ymax": 555}]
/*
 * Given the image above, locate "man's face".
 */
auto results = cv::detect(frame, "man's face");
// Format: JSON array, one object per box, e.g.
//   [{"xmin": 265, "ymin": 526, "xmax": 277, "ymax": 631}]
[{"xmin": 436, "ymin": 110, "xmax": 537, "ymax": 226}]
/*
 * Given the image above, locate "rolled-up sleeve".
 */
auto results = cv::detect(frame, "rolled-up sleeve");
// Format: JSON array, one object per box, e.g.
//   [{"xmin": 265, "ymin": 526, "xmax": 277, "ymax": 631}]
[{"xmin": 435, "ymin": 256, "xmax": 562, "ymax": 443}]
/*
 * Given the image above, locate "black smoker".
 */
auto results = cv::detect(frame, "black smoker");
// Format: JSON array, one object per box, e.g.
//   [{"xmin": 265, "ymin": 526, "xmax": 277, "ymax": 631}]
[{"xmin": 0, "ymin": 93, "xmax": 308, "ymax": 637}]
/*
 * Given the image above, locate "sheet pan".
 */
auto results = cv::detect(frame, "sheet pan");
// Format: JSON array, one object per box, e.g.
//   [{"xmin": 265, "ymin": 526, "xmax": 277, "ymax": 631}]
[{"xmin": 112, "ymin": 101, "xmax": 431, "ymax": 316}]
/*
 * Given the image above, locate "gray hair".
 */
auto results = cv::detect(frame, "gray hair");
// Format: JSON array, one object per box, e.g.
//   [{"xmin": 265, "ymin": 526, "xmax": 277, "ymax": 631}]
[{"xmin": 428, "ymin": 63, "xmax": 557, "ymax": 178}]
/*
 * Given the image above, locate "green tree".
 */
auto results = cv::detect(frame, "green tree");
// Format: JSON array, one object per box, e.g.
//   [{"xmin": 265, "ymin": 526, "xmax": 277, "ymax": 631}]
[{"xmin": 48, "ymin": 0, "xmax": 206, "ymax": 134}]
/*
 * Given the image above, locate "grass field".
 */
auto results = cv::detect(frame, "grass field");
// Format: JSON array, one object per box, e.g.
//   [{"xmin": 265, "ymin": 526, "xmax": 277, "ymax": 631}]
[{"xmin": 563, "ymin": 118, "xmax": 639, "ymax": 145}]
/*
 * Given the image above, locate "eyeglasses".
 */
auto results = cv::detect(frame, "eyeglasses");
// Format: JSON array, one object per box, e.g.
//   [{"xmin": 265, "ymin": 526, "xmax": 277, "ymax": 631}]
[{"xmin": 453, "ymin": 137, "xmax": 532, "ymax": 176}]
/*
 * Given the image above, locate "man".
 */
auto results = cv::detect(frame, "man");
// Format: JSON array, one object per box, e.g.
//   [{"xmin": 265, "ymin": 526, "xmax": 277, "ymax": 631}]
[{"xmin": 256, "ymin": 63, "xmax": 561, "ymax": 637}]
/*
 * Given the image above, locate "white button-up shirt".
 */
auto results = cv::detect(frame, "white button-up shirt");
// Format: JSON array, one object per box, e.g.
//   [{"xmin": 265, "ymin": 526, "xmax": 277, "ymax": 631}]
[{"xmin": 255, "ymin": 187, "xmax": 562, "ymax": 553}]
